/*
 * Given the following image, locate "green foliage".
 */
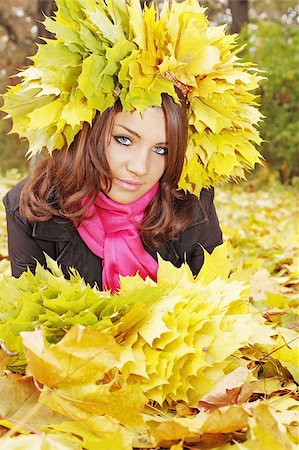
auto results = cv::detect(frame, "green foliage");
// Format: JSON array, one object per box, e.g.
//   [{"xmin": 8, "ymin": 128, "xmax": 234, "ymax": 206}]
[{"xmin": 238, "ymin": 22, "xmax": 299, "ymax": 182}]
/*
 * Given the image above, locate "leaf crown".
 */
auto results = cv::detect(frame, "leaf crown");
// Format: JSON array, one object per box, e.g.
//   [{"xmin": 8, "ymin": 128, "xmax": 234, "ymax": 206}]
[{"xmin": 1, "ymin": 0, "xmax": 264, "ymax": 194}]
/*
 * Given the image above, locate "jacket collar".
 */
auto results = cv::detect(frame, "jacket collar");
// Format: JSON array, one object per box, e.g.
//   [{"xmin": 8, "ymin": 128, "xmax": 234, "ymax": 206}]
[{"xmin": 32, "ymin": 195, "xmax": 207, "ymax": 245}]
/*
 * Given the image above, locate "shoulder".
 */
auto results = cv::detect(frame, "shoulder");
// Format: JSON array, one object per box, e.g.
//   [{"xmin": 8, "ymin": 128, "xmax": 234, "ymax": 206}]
[
  {"xmin": 182, "ymin": 187, "xmax": 215, "ymax": 227},
  {"xmin": 2, "ymin": 178, "xmax": 28, "ymax": 214},
  {"xmin": 154, "ymin": 187, "xmax": 221, "ymax": 271},
  {"xmin": 175, "ymin": 187, "xmax": 218, "ymax": 246},
  {"xmin": 167, "ymin": 188, "xmax": 207, "ymax": 240},
  {"xmin": 199, "ymin": 187, "xmax": 215, "ymax": 215},
  {"xmin": 3, "ymin": 178, "xmax": 75, "ymax": 241}
]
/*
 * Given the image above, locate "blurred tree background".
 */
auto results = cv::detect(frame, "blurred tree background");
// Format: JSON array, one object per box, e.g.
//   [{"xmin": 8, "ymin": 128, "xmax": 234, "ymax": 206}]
[{"xmin": 0, "ymin": 0, "xmax": 298, "ymax": 181}]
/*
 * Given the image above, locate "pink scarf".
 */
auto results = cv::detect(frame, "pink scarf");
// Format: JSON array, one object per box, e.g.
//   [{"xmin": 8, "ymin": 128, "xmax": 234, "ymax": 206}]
[{"xmin": 76, "ymin": 183, "xmax": 159, "ymax": 292}]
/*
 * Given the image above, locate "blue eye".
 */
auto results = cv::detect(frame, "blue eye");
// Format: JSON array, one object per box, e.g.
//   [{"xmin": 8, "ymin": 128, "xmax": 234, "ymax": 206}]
[
  {"xmin": 154, "ymin": 146, "xmax": 168, "ymax": 155},
  {"xmin": 114, "ymin": 136, "xmax": 132, "ymax": 145}
]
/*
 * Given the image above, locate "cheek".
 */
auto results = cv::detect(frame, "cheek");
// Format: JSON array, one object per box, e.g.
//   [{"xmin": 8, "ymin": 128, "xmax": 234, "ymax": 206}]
[{"xmin": 105, "ymin": 146, "xmax": 119, "ymax": 172}]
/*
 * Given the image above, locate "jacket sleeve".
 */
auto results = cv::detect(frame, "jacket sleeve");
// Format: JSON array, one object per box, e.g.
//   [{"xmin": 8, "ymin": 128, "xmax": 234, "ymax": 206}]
[
  {"xmin": 187, "ymin": 188, "xmax": 223, "ymax": 276},
  {"xmin": 3, "ymin": 183, "xmax": 47, "ymax": 278}
]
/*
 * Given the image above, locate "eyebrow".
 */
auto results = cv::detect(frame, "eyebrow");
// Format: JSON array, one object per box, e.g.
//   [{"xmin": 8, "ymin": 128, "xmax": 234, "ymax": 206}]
[
  {"xmin": 114, "ymin": 123, "xmax": 141, "ymax": 139},
  {"xmin": 114, "ymin": 123, "xmax": 168, "ymax": 145}
]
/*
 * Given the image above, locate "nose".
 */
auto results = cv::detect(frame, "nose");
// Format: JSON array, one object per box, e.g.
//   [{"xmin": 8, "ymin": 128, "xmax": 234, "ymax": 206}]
[{"xmin": 126, "ymin": 149, "xmax": 149, "ymax": 177}]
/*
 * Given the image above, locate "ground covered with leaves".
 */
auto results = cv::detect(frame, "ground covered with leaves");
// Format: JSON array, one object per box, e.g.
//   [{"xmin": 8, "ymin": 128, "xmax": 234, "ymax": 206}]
[{"xmin": 0, "ymin": 171, "xmax": 298, "ymax": 450}]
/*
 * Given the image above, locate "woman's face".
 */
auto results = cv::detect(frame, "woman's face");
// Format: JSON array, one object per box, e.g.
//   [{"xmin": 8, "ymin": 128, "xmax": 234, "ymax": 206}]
[{"xmin": 104, "ymin": 107, "xmax": 167, "ymax": 204}]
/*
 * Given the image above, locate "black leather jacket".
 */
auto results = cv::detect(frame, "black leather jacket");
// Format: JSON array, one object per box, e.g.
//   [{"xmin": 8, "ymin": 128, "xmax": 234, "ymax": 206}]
[{"xmin": 3, "ymin": 179, "xmax": 222, "ymax": 289}]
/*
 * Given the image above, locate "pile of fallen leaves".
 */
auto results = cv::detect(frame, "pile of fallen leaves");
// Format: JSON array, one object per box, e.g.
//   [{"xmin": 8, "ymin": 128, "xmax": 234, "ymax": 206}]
[
  {"xmin": 0, "ymin": 173, "xmax": 298, "ymax": 449},
  {"xmin": 215, "ymin": 182, "xmax": 298, "ymax": 303}
]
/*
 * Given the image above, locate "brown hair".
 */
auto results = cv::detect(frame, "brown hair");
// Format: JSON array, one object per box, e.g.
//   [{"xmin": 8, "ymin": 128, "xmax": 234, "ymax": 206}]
[{"xmin": 20, "ymin": 94, "xmax": 198, "ymax": 247}]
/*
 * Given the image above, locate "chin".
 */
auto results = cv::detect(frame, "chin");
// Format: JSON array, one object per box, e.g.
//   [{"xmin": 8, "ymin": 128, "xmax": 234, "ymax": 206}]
[{"xmin": 107, "ymin": 190, "xmax": 143, "ymax": 204}]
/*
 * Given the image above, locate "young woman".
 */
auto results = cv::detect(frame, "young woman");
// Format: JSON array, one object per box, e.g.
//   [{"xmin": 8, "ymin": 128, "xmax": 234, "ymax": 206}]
[
  {"xmin": 3, "ymin": 95, "xmax": 222, "ymax": 291},
  {"xmin": 2, "ymin": 0, "xmax": 262, "ymax": 292}
]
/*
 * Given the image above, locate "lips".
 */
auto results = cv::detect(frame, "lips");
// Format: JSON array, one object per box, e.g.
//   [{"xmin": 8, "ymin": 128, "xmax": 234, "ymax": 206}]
[{"xmin": 114, "ymin": 178, "xmax": 143, "ymax": 190}]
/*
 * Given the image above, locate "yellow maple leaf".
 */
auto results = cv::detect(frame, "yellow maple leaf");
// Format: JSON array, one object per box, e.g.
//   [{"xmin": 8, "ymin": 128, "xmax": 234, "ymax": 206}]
[
  {"xmin": 195, "ymin": 240, "xmax": 231, "ymax": 284},
  {"xmin": 150, "ymin": 420, "xmax": 190, "ymax": 446},
  {"xmin": 271, "ymin": 329, "xmax": 299, "ymax": 383},
  {"xmin": 247, "ymin": 403, "xmax": 294, "ymax": 450},
  {"xmin": 201, "ymin": 405, "xmax": 249, "ymax": 433},
  {"xmin": 21, "ymin": 326, "xmax": 120, "ymax": 387},
  {"xmin": 21, "ymin": 326, "xmax": 146, "ymax": 427}
]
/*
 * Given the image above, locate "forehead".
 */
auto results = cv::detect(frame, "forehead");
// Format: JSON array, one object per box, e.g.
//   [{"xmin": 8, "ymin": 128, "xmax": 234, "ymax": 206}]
[{"xmin": 113, "ymin": 107, "xmax": 166, "ymax": 141}]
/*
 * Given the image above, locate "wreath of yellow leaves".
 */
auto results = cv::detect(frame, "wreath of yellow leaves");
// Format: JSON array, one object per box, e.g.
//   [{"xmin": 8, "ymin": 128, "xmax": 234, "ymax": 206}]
[{"xmin": 1, "ymin": 0, "xmax": 264, "ymax": 194}]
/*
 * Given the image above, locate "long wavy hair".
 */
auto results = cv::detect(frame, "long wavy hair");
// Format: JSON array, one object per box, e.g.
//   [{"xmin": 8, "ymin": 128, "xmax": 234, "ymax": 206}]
[{"xmin": 20, "ymin": 94, "xmax": 198, "ymax": 247}]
